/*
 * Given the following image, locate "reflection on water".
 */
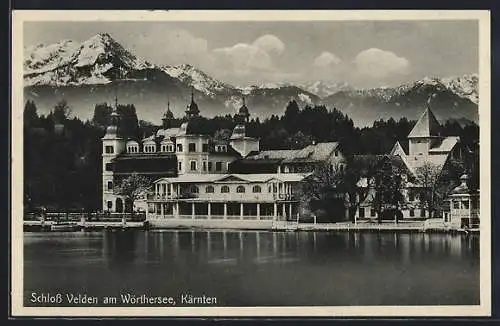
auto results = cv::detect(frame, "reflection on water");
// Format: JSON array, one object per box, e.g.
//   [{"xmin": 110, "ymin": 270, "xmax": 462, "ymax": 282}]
[{"xmin": 24, "ymin": 230, "xmax": 479, "ymax": 306}]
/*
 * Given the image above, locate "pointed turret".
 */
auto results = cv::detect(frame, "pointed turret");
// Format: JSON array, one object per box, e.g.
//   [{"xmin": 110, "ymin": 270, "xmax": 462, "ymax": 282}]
[
  {"xmin": 185, "ymin": 88, "xmax": 200, "ymax": 119},
  {"xmin": 408, "ymin": 104, "xmax": 442, "ymax": 138},
  {"xmin": 162, "ymin": 101, "xmax": 174, "ymax": 129},
  {"xmin": 407, "ymin": 102, "xmax": 444, "ymax": 156},
  {"xmin": 235, "ymin": 96, "xmax": 250, "ymax": 124}
]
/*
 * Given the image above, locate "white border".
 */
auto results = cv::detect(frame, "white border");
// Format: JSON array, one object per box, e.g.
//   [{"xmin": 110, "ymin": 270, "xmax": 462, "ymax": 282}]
[{"xmin": 11, "ymin": 10, "xmax": 491, "ymax": 317}]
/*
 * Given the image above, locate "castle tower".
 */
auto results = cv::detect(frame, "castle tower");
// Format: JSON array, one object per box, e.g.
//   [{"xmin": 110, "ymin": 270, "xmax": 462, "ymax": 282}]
[
  {"xmin": 101, "ymin": 104, "xmax": 126, "ymax": 212},
  {"xmin": 162, "ymin": 101, "xmax": 174, "ymax": 129},
  {"xmin": 235, "ymin": 96, "xmax": 250, "ymax": 124},
  {"xmin": 407, "ymin": 103, "xmax": 443, "ymax": 156},
  {"xmin": 230, "ymin": 96, "xmax": 259, "ymax": 157},
  {"xmin": 185, "ymin": 89, "xmax": 200, "ymax": 119}
]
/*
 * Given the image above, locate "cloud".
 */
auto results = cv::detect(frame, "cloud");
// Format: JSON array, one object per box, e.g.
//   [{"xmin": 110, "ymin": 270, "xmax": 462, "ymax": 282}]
[
  {"xmin": 131, "ymin": 29, "xmax": 210, "ymax": 67},
  {"xmin": 252, "ymin": 34, "xmax": 285, "ymax": 56},
  {"xmin": 353, "ymin": 48, "xmax": 410, "ymax": 78},
  {"xmin": 210, "ymin": 34, "xmax": 287, "ymax": 84},
  {"xmin": 313, "ymin": 52, "xmax": 342, "ymax": 68},
  {"xmin": 213, "ymin": 43, "xmax": 274, "ymax": 72}
]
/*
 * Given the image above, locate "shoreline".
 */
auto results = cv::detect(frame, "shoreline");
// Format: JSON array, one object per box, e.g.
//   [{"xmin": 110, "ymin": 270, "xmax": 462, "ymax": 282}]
[{"xmin": 23, "ymin": 219, "xmax": 478, "ymax": 234}]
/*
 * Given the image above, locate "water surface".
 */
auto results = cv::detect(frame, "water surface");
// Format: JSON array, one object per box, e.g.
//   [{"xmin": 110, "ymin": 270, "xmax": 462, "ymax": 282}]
[{"xmin": 24, "ymin": 230, "xmax": 480, "ymax": 306}]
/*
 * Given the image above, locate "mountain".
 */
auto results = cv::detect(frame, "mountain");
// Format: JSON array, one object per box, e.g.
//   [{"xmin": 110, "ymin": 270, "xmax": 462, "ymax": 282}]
[
  {"xmin": 23, "ymin": 33, "xmax": 321, "ymax": 123},
  {"xmin": 323, "ymin": 75, "xmax": 479, "ymax": 126},
  {"xmin": 297, "ymin": 81, "xmax": 353, "ymax": 98},
  {"xmin": 23, "ymin": 33, "xmax": 478, "ymax": 127}
]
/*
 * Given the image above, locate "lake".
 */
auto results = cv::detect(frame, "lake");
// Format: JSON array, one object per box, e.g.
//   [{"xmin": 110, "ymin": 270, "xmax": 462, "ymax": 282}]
[{"xmin": 23, "ymin": 230, "xmax": 480, "ymax": 307}]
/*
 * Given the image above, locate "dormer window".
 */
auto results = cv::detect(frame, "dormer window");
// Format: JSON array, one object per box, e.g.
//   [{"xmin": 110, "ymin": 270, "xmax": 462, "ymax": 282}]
[
  {"xmin": 215, "ymin": 145, "xmax": 227, "ymax": 152},
  {"xmin": 144, "ymin": 143, "xmax": 156, "ymax": 153},
  {"xmin": 161, "ymin": 144, "xmax": 174, "ymax": 153},
  {"xmin": 127, "ymin": 145, "xmax": 139, "ymax": 153}
]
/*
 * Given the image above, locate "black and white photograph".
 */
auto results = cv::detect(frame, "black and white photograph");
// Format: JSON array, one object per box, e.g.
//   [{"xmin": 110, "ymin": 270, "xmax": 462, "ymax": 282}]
[{"xmin": 11, "ymin": 10, "xmax": 491, "ymax": 317}]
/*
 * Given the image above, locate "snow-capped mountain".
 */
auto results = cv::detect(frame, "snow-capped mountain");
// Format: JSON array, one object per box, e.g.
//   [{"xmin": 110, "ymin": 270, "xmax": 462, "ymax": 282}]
[
  {"xmin": 297, "ymin": 81, "xmax": 353, "ymax": 98},
  {"xmin": 23, "ymin": 33, "xmax": 478, "ymax": 126},
  {"xmin": 161, "ymin": 64, "xmax": 234, "ymax": 97},
  {"xmin": 24, "ymin": 33, "xmax": 153, "ymax": 86},
  {"xmin": 323, "ymin": 74, "xmax": 478, "ymax": 126}
]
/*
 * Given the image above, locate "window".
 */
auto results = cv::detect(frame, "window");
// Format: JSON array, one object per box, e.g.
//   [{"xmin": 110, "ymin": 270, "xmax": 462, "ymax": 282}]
[
  {"xmin": 188, "ymin": 143, "xmax": 196, "ymax": 152},
  {"xmin": 236, "ymin": 186, "xmax": 246, "ymax": 193},
  {"xmin": 202, "ymin": 161, "xmax": 207, "ymax": 172},
  {"xmin": 167, "ymin": 145, "xmax": 174, "ymax": 152},
  {"xmin": 202, "ymin": 143, "xmax": 209, "ymax": 152},
  {"xmin": 370, "ymin": 208, "xmax": 376, "ymax": 217},
  {"xmin": 208, "ymin": 162, "xmax": 213, "ymax": 171},
  {"xmin": 176, "ymin": 144, "xmax": 183, "ymax": 152},
  {"xmin": 409, "ymin": 209, "xmax": 415, "ymax": 217},
  {"xmin": 107, "ymin": 201, "xmax": 112, "ymax": 209},
  {"xmin": 453, "ymin": 200, "xmax": 460, "ymax": 209},
  {"xmin": 420, "ymin": 209, "xmax": 426, "ymax": 217},
  {"xmin": 215, "ymin": 162, "xmax": 222, "ymax": 172},
  {"xmin": 178, "ymin": 161, "xmax": 182, "ymax": 172},
  {"xmin": 335, "ymin": 150, "xmax": 339, "ymax": 157},
  {"xmin": 216, "ymin": 145, "xmax": 227, "ymax": 152},
  {"xmin": 471, "ymin": 198, "xmax": 479, "ymax": 209},
  {"xmin": 462, "ymin": 200, "xmax": 470, "ymax": 209},
  {"xmin": 206, "ymin": 185, "xmax": 214, "ymax": 193},
  {"xmin": 409, "ymin": 192, "xmax": 415, "ymax": 201},
  {"xmin": 107, "ymin": 181, "xmax": 113, "ymax": 191},
  {"xmin": 105, "ymin": 163, "xmax": 113, "ymax": 171},
  {"xmin": 127, "ymin": 145, "xmax": 138, "ymax": 153},
  {"xmin": 191, "ymin": 185, "xmax": 199, "ymax": 194},
  {"xmin": 190, "ymin": 161, "xmax": 197, "ymax": 171},
  {"xmin": 161, "ymin": 145, "xmax": 166, "ymax": 152},
  {"xmin": 252, "ymin": 185, "xmax": 261, "ymax": 193},
  {"xmin": 221, "ymin": 186, "xmax": 230, "ymax": 193},
  {"xmin": 359, "ymin": 207, "xmax": 365, "ymax": 218},
  {"xmin": 105, "ymin": 145, "xmax": 114, "ymax": 154}
]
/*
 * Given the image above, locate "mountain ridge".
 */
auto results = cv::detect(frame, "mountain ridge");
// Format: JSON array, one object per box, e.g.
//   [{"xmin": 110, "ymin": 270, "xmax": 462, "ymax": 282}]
[{"xmin": 23, "ymin": 33, "xmax": 479, "ymax": 126}]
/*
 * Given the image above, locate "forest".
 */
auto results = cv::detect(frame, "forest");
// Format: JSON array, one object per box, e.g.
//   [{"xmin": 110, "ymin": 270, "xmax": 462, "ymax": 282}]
[{"xmin": 23, "ymin": 99, "xmax": 480, "ymax": 213}]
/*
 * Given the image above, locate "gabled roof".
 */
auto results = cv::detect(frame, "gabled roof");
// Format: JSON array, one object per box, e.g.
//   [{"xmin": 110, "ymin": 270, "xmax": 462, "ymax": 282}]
[
  {"xmin": 429, "ymin": 136, "xmax": 459, "ymax": 153},
  {"xmin": 390, "ymin": 141, "xmax": 407, "ymax": 156},
  {"xmin": 246, "ymin": 142, "xmax": 340, "ymax": 163},
  {"xmin": 408, "ymin": 107, "xmax": 442, "ymax": 138}
]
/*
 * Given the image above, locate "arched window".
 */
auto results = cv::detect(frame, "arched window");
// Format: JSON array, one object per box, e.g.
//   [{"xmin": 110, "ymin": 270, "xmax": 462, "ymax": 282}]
[
  {"xmin": 191, "ymin": 185, "xmax": 199, "ymax": 194},
  {"xmin": 236, "ymin": 186, "xmax": 246, "ymax": 193},
  {"xmin": 221, "ymin": 186, "xmax": 230, "ymax": 193},
  {"xmin": 252, "ymin": 185, "xmax": 261, "ymax": 193},
  {"xmin": 190, "ymin": 161, "xmax": 197, "ymax": 171},
  {"xmin": 205, "ymin": 185, "xmax": 215, "ymax": 193}
]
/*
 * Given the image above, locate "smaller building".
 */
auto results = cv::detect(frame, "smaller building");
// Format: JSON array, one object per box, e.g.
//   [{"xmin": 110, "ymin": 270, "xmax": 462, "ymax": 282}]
[
  {"xmin": 147, "ymin": 172, "xmax": 309, "ymax": 222},
  {"xmin": 446, "ymin": 174, "xmax": 479, "ymax": 229},
  {"xmin": 232, "ymin": 142, "xmax": 344, "ymax": 174}
]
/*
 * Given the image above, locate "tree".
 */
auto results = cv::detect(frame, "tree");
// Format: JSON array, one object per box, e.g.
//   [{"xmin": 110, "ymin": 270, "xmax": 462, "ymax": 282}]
[
  {"xmin": 414, "ymin": 161, "xmax": 442, "ymax": 218},
  {"xmin": 24, "ymin": 100, "xmax": 39, "ymax": 128},
  {"xmin": 372, "ymin": 156, "xmax": 406, "ymax": 223},
  {"xmin": 113, "ymin": 173, "xmax": 152, "ymax": 214},
  {"xmin": 53, "ymin": 99, "xmax": 72, "ymax": 123},
  {"xmin": 299, "ymin": 162, "xmax": 347, "ymax": 222}
]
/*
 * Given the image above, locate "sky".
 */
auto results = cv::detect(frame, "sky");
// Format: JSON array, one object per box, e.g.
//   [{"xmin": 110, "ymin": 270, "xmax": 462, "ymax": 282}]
[{"xmin": 23, "ymin": 20, "xmax": 479, "ymax": 88}]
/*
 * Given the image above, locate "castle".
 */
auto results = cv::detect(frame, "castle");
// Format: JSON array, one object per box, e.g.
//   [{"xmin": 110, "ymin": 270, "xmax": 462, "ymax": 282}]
[{"xmin": 101, "ymin": 93, "xmax": 345, "ymax": 228}]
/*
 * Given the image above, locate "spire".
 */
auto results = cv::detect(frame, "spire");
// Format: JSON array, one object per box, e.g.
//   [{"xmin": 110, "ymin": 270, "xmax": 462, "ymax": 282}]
[
  {"xmin": 408, "ymin": 105, "xmax": 442, "ymax": 138},
  {"xmin": 185, "ymin": 87, "xmax": 200, "ymax": 118},
  {"xmin": 242, "ymin": 95, "xmax": 245, "ymax": 106}
]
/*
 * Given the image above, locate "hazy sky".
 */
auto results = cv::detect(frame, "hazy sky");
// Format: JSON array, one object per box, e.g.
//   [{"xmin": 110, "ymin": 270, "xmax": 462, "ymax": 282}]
[{"xmin": 24, "ymin": 20, "xmax": 478, "ymax": 88}]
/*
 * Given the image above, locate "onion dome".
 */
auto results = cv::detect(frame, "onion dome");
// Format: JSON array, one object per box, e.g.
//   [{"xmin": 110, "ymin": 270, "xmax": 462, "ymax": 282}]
[{"xmin": 106, "ymin": 109, "xmax": 119, "ymax": 135}]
